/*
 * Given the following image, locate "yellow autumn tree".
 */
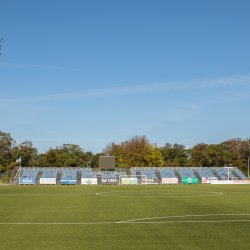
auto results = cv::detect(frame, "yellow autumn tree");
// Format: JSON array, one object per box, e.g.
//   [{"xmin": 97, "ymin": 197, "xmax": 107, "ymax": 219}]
[{"xmin": 102, "ymin": 136, "xmax": 164, "ymax": 168}]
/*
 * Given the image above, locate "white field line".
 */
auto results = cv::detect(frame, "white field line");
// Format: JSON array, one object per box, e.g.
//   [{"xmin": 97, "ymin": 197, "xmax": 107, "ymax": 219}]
[
  {"xmin": 96, "ymin": 195, "xmax": 222, "ymax": 197},
  {"xmin": 96, "ymin": 191, "xmax": 223, "ymax": 197},
  {"xmin": 121, "ymin": 220, "xmax": 250, "ymax": 224},
  {"xmin": 100, "ymin": 190, "xmax": 219, "ymax": 192},
  {"xmin": 1, "ymin": 220, "xmax": 250, "ymax": 225},
  {"xmin": 97, "ymin": 190, "xmax": 223, "ymax": 193},
  {"xmin": 0, "ymin": 222, "xmax": 116, "ymax": 225},
  {"xmin": 1, "ymin": 214, "xmax": 250, "ymax": 225},
  {"xmin": 118, "ymin": 214, "xmax": 250, "ymax": 223},
  {"xmin": 222, "ymin": 192, "xmax": 250, "ymax": 193},
  {"xmin": 0, "ymin": 193, "xmax": 97, "ymax": 195}
]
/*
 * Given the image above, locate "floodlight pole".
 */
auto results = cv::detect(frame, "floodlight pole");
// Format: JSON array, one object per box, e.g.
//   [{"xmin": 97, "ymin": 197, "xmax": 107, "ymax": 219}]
[
  {"xmin": 19, "ymin": 158, "xmax": 21, "ymax": 185},
  {"xmin": 224, "ymin": 165, "xmax": 233, "ymax": 181}
]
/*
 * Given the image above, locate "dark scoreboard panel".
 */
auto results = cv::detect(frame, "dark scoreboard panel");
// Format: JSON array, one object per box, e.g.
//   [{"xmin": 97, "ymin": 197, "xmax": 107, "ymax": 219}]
[{"xmin": 99, "ymin": 156, "xmax": 115, "ymax": 170}]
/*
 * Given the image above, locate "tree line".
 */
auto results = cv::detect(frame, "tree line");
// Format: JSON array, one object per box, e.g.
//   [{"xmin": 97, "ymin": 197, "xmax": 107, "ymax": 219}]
[{"xmin": 0, "ymin": 131, "xmax": 249, "ymax": 174}]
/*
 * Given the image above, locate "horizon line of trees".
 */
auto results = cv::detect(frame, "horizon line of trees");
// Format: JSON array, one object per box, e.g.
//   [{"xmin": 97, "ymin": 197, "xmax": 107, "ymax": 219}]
[{"xmin": 0, "ymin": 131, "xmax": 249, "ymax": 174}]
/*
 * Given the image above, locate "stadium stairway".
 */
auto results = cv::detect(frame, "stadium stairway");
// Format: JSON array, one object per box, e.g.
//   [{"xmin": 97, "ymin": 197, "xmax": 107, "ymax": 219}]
[
  {"xmin": 192, "ymin": 170, "xmax": 202, "ymax": 184},
  {"xmin": 116, "ymin": 175, "xmax": 121, "ymax": 185},
  {"xmin": 35, "ymin": 171, "xmax": 43, "ymax": 185},
  {"xmin": 56, "ymin": 171, "xmax": 62, "ymax": 185},
  {"xmin": 231, "ymin": 170, "xmax": 240, "ymax": 180},
  {"xmin": 211, "ymin": 170, "xmax": 221, "ymax": 180},
  {"xmin": 155, "ymin": 170, "xmax": 162, "ymax": 184},
  {"xmin": 77, "ymin": 171, "xmax": 81, "ymax": 185},
  {"xmin": 136, "ymin": 171, "xmax": 142, "ymax": 184},
  {"xmin": 97, "ymin": 175, "xmax": 102, "ymax": 185},
  {"xmin": 173, "ymin": 170, "xmax": 182, "ymax": 184}
]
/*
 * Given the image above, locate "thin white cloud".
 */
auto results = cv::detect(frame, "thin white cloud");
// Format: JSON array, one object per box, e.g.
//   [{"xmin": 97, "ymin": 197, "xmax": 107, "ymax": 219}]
[
  {"xmin": 0, "ymin": 75, "xmax": 250, "ymax": 104},
  {"xmin": 0, "ymin": 61, "xmax": 76, "ymax": 71}
]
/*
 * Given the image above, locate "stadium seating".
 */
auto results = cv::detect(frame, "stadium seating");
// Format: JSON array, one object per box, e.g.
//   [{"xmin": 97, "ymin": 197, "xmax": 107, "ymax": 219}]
[
  {"xmin": 16, "ymin": 166, "xmax": 247, "ymax": 184},
  {"xmin": 20, "ymin": 169, "xmax": 39, "ymax": 178},
  {"xmin": 61, "ymin": 169, "xmax": 77, "ymax": 179},
  {"xmin": 41, "ymin": 169, "xmax": 57, "ymax": 178},
  {"xmin": 233, "ymin": 168, "xmax": 247, "ymax": 180},
  {"xmin": 79, "ymin": 168, "xmax": 96, "ymax": 178},
  {"xmin": 140, "ymin": 169, "xmax": 156, "ymax": 178},
  {"xmin": 177, "ymin": 169, "xmax": 196, "ymax": 178},
  {"xmin": 130, "ymin": 168, "xmax": 137, "ymax": 177},
  {"xmin": 158, "ymin": 169, "xmax": 176, "ymax": 178},
  {"xmin": 196, "ymin": 169, "xmax": 216, "ymax": 179}
]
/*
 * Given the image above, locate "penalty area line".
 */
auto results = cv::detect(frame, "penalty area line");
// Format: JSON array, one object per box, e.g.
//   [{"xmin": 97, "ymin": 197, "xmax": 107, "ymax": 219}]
[
  {"xmin": 118, "ymin": 214, "xmax": 250, "ymax": 223},
  {"xmin": 2, "ymin": 214, "xmax": 250, "ymax": 225},
  {"xmin": 122, "ymin": 220, "xmax": 250, "ymax": 224},
  {"xmin": 1, "ymin": 220, "xmax": 250, "ymax": 225}
]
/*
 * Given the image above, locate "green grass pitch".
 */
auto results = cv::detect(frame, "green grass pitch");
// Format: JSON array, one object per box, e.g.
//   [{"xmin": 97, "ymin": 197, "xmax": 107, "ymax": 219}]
[{"xmin": 0, "ymin": 184, "xmax": 250, "ymax": 250}]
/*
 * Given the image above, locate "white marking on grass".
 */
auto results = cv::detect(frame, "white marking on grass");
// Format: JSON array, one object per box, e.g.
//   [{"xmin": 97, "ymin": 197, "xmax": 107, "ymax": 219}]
[
  {"xmin": 118, "ymin": 214, "xmax": 250, "ymax": 223},
  {"xmin": 222, "ymin": 192, "xmax": 250, "ymax": 194},
  {"xmin": 96, "ymin": 191, "xmax": 223, "ymax": 197},
  {"xmin": 1, "ymin": 214, "xmax": 250, "ymax": 225},
  {"xmin": 0, "ymin": 193, "xmax": 97, "ymax": 196},
  {"xmin": 122, "ymin": 220, "xmax": 250, "ymax": 223}
]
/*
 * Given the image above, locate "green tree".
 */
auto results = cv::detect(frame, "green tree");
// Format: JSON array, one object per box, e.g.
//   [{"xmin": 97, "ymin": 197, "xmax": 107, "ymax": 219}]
[
  {"xmin": 0, "ymin": 164, "xmax": 4, "ymax": 174},
  {"xmin": 161, "ymin": 143, "xmax": 189, "ymax": 167},
  {"xmin": 35, "ymin": 153, "xmax": 47, "ymax": 168},
  {"xmin": 17, "ymin": 141, "xmax": 38, "ymax": 168},
  {"xmin": 190, "ymin": 143, "xmax": 228, "ymax": 167},
  {"xmin": 45, "ymin": 149, "xmax": 61, "ymax": 167},
  {"xmin": 0, "ymin": 131, "xmax": 16, "ymax": 170},
  {"xmin": 40, "ymin": 144, "xmax": 90, "ymax": 168},
  {"xmin": 64, "ymin": 158, "xmax": 80, "ymax": 168},
  {"xmin": 220, "ymin": 138, "xmax": 250, "ymax": 171},
  {"xmin": 90, "ymin": 153, "xmax": 102, "ymax": 168}
]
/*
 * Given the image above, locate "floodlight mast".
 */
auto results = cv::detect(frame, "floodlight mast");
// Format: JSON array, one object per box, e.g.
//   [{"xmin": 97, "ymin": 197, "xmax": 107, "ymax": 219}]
[{"xmin": 224, "ymin": 164, "xmax": 234, "ymax": 181}]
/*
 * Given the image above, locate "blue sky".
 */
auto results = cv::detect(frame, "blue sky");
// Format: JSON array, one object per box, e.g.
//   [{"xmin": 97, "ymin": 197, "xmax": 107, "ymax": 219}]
[{"xmin": 1, "ymin": 0, "xmax": 250, "ymax": 153}]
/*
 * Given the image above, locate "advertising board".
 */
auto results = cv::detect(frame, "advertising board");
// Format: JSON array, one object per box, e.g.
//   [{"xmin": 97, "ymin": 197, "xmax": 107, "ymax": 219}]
[
  {"xmin": 19, "ymin": 178, "xmax": 35, "ymax": 185},
  {"xmin": 102, "ymin": 178, "xmax": 118, "ymax": 184},
  {"xmin": 182, "ymin": 178, "xmax": 198, "ymax": 184},
  {"xmin": 233, "ymin": 180, "xmax": 250, "ymax": 184},
  {"xmin": 60, "ymin": 178, "xmax": 77, "ymax": 185},
  {"xmin": 40, "ymin": 178, "xmax": 56, "ymax": 185},
  {"xmin": 162, "ymin": 178, "xmax": 178, "ymax": 184},
  {"xmin": 142, "ymin": 178, "xmax": 158, "ymax": 184},
  {"xmin": 81, "ymin": 178, "xmax": 97, "ymax": 185},
  {"xmin": 202, "ymin": 178, "xmax": 211, "ymax": 184},
  {"xmin": 122, "ymin": 178, "xmax": 137, "ymax": 184},
  {"xmin": 211, "ymin": 180, "xmax": 250, "ymax": 184}
]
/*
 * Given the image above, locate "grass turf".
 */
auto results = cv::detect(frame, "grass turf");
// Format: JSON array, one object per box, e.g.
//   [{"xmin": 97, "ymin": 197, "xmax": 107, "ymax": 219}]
[{"xmin": 0, "ymin": 184, "xmax": 250, "ymax": 249}]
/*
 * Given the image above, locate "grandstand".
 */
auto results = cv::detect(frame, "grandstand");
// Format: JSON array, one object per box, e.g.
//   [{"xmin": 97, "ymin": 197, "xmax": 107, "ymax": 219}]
[
  {"xmin": 14, "ymin": 167, "xmax": 248, "ymax": 185},
  {"xmin": 158, "ymin": 168, "xmax": 176, "ymax": 178},
  {"xmin": 20, "ymin": 169, "xmax": 39, "ymax": 179},
  {"xmin": 178, "ymin": 168, "xmax": 196, "ymax": 178},
  {"xmin": 196, "ymin": 169, "xmax": 216, "ymax": 179},
  {"xmin": 80, "ymin": 168, "xmax": 97, "ymax": 178},
  {"xmin": 233, "ymin": 168, "xmax": 247, "ymax": 180},
  {"xmin": 41, "ymin": 169, "xmax": 57, "ymax": 178}
]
